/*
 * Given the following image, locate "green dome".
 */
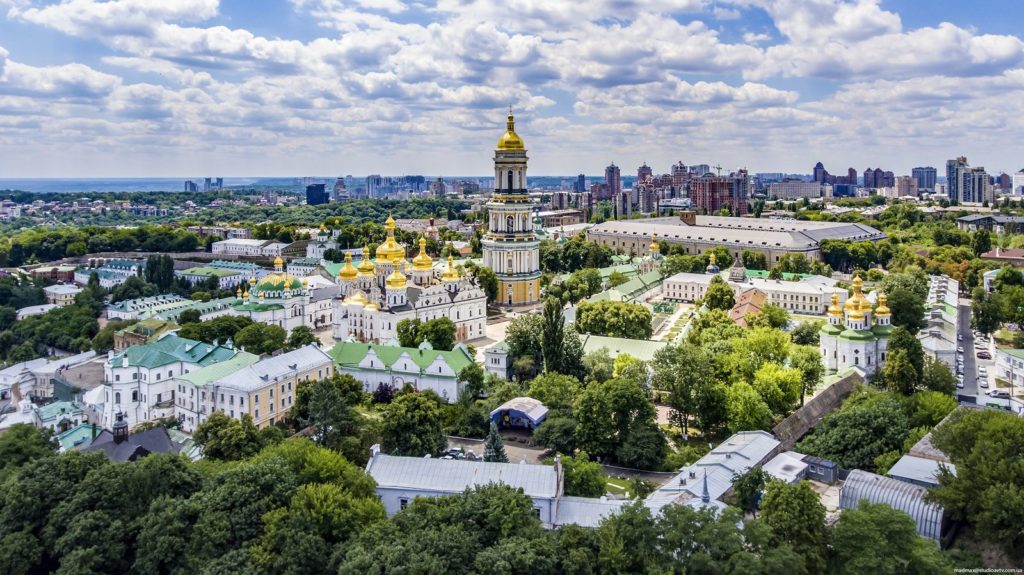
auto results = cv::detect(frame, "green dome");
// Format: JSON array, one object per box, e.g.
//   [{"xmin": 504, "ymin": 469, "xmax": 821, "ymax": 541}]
[
  {"xmin": 839, "ymin": 329, "xmax": 877, "ymax": 342},
  {"xmin": 820, "ymin": 323, "xmax": 843, "ymax": 336}
]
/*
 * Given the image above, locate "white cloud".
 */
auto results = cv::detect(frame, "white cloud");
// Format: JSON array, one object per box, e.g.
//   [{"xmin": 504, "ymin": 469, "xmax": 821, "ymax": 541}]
[{"xmin": 9, "ymin": 0, "xmax": 219, "ymax": 37}]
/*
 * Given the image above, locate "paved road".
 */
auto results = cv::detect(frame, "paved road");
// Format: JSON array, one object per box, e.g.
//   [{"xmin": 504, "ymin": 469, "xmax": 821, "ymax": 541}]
[{"xmin": 958, "ymin": 301, "xmax": 978, "ymax": 396}]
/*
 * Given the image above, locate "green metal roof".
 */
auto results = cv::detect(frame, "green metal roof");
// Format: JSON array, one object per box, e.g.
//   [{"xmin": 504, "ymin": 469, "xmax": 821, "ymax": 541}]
[
  {"xmin": 872, "ymin": 325, "xmax": 895, "ymax": 336},
  {"xmin": 111, "ymin": 334, "xmax": 240, "ymax": 369},
  {"xmin": 56, "ymin": 423, "xmax": 99, "ymax": 451},
  {"xmin": 820, "ymin": 323, "xmax": 843, "ymax": 335},
  {"xmin": 178, "ymin": 351, "xmax": 260, "ymax": 387},
  {"xmin": 578, "ymin": 334, "xmax": 668, "ymax": 362},
  {"xmin": 838, "ymin": 329, "xmax": 878, "ymax": 341},
  {"xmin": 998, "ymin": 347, "xmax": 1024, "ymax": 360},
  {"xmin": 329, "ymin": 341, "xmax": 475, "ymax": 374},
  {"xmin": 180, "ymin": 266, "xmax": 243, "ymax": 278},
  {"xmin": 36, "ymin": 401, "xmax": 84, "ymax": 422},
  {"xmin": 745, "ymin": 270, "xmax": 814, "ymax": 281},
  {"xmin": 231, "ymin": 301, "xmax": 285, "ymax": 312}
]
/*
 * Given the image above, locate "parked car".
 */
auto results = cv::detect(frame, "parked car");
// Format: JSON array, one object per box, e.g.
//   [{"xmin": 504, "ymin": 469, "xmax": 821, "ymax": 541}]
[
  {"xmin": 957, "ymin": 333, "xmax": 963, "ymax": 342},
  {"xmin": 957, "ymin": 346, "xmax": 964, "ymax": 354},
  {"xmin": 979, "ymin": 378, "xmax": 989, "ymax": 388},
  {"xmin": 977, "ymin": 351, "xmax": 992, "ymax": 360},
  {"xmin": 988, "ymin": 389, "xmax": 1011, "ymax": 399},
  {"xmin": 957, "ymin": 380, "xmax": 965, "ymax": 389}
]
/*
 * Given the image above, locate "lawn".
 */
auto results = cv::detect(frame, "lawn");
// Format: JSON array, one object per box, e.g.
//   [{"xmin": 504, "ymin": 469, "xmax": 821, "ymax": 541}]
[{"xmin": 605, "ymin": 476, "xmax": 631, "ymax": 495}]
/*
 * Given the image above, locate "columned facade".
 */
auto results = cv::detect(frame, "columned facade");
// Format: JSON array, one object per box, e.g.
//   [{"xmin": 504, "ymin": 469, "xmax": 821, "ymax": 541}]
[{"xmin": 481, "ymin": 111, "xmax": 541, "ymax": 306}]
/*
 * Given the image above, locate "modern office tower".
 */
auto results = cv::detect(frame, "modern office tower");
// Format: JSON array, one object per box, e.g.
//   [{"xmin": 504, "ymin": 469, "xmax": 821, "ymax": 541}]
[
  {"xmin": 604, "ymin": 163, "xmax": 621, "ymax": 200},
  {"xmin": 690, "ymin": 170, "xmax": 749, "ymax": 215},
  {"xmin": 306, "ymin": 183, "xmax": 329, "ymax": 205},
  {"xmin": 911, "ymin": 167, "xmax": 937, "ymax": 191},
  {"xmin": 575, "ymin": 174, "xmax": 586, "ymax": 193},
  {"xmin": 481, "ymin": 111, "xmax": 541, "ymax": 307},
  {"xmin": 1013, "ymin": 170, "xmax": 1024, "ymax": 195},
  {"xmin": 637, "ymin": 162, "xmax": 653, "ymax": 183},
  {"xmin": 203, "ymin": 177, "xmax": 212, "ymax": 192},
  {"xmin": 998, "ymin": 173, "xmax": 1011, "ymax": 190},
  {"xmin": 332, "ymin": 177, "xmax": 348, "ymax": 201},
  {"xmin": 813, "ymin": 162, "xmax": 828, "ymax": 183},
  {"xmin": 184, "ymin": 180, "xmax": 198, "ymax": 192}
]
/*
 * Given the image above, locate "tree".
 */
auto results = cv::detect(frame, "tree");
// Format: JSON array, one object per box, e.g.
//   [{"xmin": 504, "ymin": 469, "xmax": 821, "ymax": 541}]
[
  {"xmin": 574, "ymin": 300, "xmax": 653, "ymax": 339},
  {"xmin": 457, "ymin": 362, "xmax": 486, "ymax": 401},
  {"xmin": 752, "ymin": 362, "xmax": 804, "ymax": 415},
  {"xmin": 920, "ymin": 356, "xmax": 956, "ymax": 395},
  {"xmin": 380, "ymin": 391, "xmax": 447, "ymax": 456},
  {"xmin": 541, "ymin": 297, "xmax": 565, "ymax": 374},
  {"xmin": 727, "ymin": 327, "xmax": 791, "ymax": 383},
  {"xmin": 761, "ymin": 480, "xmax": 828, "ymax": 575},
  {"xmin": 533, "ymin": 416, "xmax": 578, "ymax": 455},
  {"xmin": 193, "ymin": 412, "xmax": 264, "ymax": 461},
  {"xmin": 972, "ymin": 229, "xmax": 992, "ymax": 256},
  {"xmin": 971, "ymin": 286, "xmax": 1002, "ymax": 336},
  {"xmin": 746, "ymin": 303, "xmax": 790, "ymax": 329},
  {"xmin": 0, "ymin": 424, "xmax": 55, "ymax": 480},
  {"xmin": 178, "ymin": 308, "xmax": 202, "ymax": 324},
  {"xmin": 582, "ymin": 347, "xmax": 614, "ymax": 383},
  {"xmin": 483, "ymin": 421, "xmax": 508, "ymax": 463},
  {"xmin": 560, "ymin": 451, "xmax": 605, "ymax": 497},
  {"xmin": 527, "ymin": 373, "xmax": 581, "ymax": 414},
  {"xmin": 303, "ymin": 374, "xmax": 365, "ymax": 460},
  {"xmin": 418, "ymin": 318, "xmax": 456, "ymax": 351},
  {"xmin": 789, "ymin": 345, "xmax": 824, "ymax": 406},
  {"xmin": 560, "ymin": 327, "xmax": 587, "ymax": 382},
  {"xmin": 886, "ymin": 287, "xmax": 926, "ymax": 333},
  {"xmin": 574, "ymin": 377, "xmax": 661, "ymax": 466},
  {"xmin": 881, "ymin": 348, "xmax": 920, "ymax": 395},
  {"xmin": 472, "ymin": 265, "xmax": 498, "ymax": 303},
  {"xmin": 286, "ymin": 325, "xmax": 318, "ymax": 349},
  {"xmin": 651, "ymin": 342, "xmax": 714, "ymax": 435},
  {"xmin": 732, "ymin": 467, "xmax": 770, "ymax": 517},
  {"xmin": 829, "ymin": 501, "xmax": 951, "ymax": 575},
  {"xmin": 505, "ymin": 313, "xmax": 544, "ymax": 374},
  {"xmin": 726, "ymin": 382, "xmax": 774, "ymax": 432},
  {"xmin": 908, "ymin": 390, "xmax": 957, "ymax": 428},
  {"xmin": 234, "ymin": 323, "xmax": 287, "ymax": 355},
  {"xmin": 396, "ymin": 318, "xmax": 421, "ymax": 348},
  {"xmin": 887, "ymin": 326, "xmax": 924, "ymax": 379},
  {"xmin": 796, "ymin": 392, "xmax": 910, "ymax": 470},
  {"xmin": 607, "ymin": 270, "xmax": 628, "ymax": 288},
  {"xmin": 615, "ymin": 421, "xmax": 667, "ymax": 470},
  {"xmin": 701, "ymin": 276, "xmax": 735, "ymax": 311}
]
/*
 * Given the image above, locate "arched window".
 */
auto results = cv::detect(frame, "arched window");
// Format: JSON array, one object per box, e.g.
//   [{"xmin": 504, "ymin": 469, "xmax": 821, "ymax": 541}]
[
  {"xmin": 115, "ymin": 392, "xmax": 121, "ymax": 404},
  {"xmin": 507, "ymin": 170, "xmax": 514, "ymax": 191},
  {"xmin": 506, "ymin": 215, "xmax": 514, "ymax": 234}
]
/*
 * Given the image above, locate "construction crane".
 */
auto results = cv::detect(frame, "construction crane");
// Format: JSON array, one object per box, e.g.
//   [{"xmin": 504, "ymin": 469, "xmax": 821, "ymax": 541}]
[{"xmin": 713, "ymin": 164, "xmax": 723, "ymax": 176}]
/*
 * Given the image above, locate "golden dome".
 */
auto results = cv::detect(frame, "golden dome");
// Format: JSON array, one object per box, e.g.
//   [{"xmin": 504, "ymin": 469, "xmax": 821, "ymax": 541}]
[
  {"xmin": 364, "ymin": 302, "xmax": 380, "ymax": 311},
  {"xmin": 413, "ymin": 237, "xmax": 433, "ymax": 271},
  {"xmin": 827, "ymin": 293, "xmax": 843, "ymax": 317},
  {"xmin": 357, "ymin": 247, "xmax": 375, "ymax": 277},
  {"xmin": 249, "ymin": 276, "xmax": 256, "ymax": 286},
  {"xmin": 338, "ymin": 252, "xmax": 358, "ymax": 281},
  {"xmin": 844, "ymin": 274, "xmax": 865, "ymax": 311},
  {"xmin": 875, "ymin": 292, "xmax": 891, "ymax": 316},
  {"xmin": 385, "ymin": 214, "xmax": 395, "ymax": 230},
  {"xmin": 235, "ymin": 287, "xmax": 242, "ymax": 297},
  {"xmin": 442, "ymin": 255, "xmax": 461, "ymax": 282},
  {"xmin": 649, "ymin": 234, "xmax": 660, "ymax": 253},
  {"xmin": 849, "ymin": 307, "xmax": 865, "ymax": 321},
  {"xmin": 386, "ymin": 268, "xmax": 407, "ymax": 289},
  {"xmin": 347, "ymin": 290, "xmax": 367, "ymax": 305},
  {"xmin": 242, "ymin": 290, "xmax": 248, "ymax": 299},
  {"xmin": 496, "ymin": 110, "xmax": 525, "ymax": 151},
  {"xmin": 301, "ymin": 277, "xmax": 308, "ymax": 287},
  {"xmin": 274, "ymin": 255, "xmax": 283, "ymax": 267}
]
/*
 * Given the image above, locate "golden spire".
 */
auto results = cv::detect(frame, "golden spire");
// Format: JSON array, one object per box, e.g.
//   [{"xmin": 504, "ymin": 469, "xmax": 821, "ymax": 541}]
[
  {"xmin": 827, "ymin": 293, "xmax": 843, "ymax": 317},
  {"xmin": 385, "ymin": 213, "xmax": 395, "ymax": 230},
  {"xmin": 249, "ymin": 276, "xmax": 256, "ymax": 286},
  {"xmin": 242, "ymin": 289, "xmax": 248, "ymax": 299},
  {"xmin": 844, "ymin": 274, "xmax": 864, "ymax": 311},
  {"xmin": 357, "ymin": 246, "xmax": 375, "ymax": 277},
  {"xmin": 376, "ymin": 213, "xmax": 403, "ymax": 263},
  {"xmin": 301, "ymin": 277, "xmax": 308, "ymax": 287},
  {"xmin": 875, "ymin": 292, "xmax": 891, "ymax": 316},
  {"xmin": 413, "ymin": 236, "xmax": 433, "ymax": 271},
  {"xmin": 273, "ymin": 255, "xmax": 283, "ymax": 271},
  {"xmin": 709, "ymin": 252, "xmax": 716, "ymax": 265},
  {"xmin": 496, "ymin": 108, "xmax": 525, "ymax": 150},
  {"xmin": 442, "ymin": 255, "xmax": 461, "ymax": 282},
  {"xmin": 649, "ymin": 233, "xmax": 660, "ymax": 253},
  {"xmin": 235, "ymin": 287, "xmax": 242, "ymax": 298},
  {"xmin": 338, "ymin": 251, "xmax": 358, "ymax": 281}
]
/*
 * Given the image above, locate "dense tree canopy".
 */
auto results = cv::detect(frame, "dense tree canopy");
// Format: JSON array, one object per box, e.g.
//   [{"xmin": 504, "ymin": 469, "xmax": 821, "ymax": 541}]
[{"xmin": 574, "ymin": 300, "xmax": 653, "ymax": 339}]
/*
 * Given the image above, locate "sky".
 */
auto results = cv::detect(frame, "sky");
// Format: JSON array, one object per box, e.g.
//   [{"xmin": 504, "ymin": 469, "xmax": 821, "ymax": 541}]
[{"xmin": 0, "ymin": 0, "xmax": 1022, "ymax": 178}]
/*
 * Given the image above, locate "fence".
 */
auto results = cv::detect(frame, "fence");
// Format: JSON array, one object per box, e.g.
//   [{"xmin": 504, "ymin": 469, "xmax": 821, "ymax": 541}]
[{"xmin": 773, "ymin": 370, "xmax": 864, "ymax": 450}]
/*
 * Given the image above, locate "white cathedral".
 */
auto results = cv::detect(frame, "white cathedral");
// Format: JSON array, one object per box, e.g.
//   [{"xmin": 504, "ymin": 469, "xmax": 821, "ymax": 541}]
[
  {"xmin": 819, "ymin": 275, "xmax": 893, "ymax": 376},
  {"xmin": 330, "ymin": 215, "xmax": 488, "ymax": 344}
]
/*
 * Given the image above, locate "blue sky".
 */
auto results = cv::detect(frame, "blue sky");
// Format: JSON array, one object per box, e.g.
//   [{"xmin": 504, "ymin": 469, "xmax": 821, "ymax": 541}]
[{"xmin": 0, "ymin": 0, "xmax": 1022, "ymax": 178}]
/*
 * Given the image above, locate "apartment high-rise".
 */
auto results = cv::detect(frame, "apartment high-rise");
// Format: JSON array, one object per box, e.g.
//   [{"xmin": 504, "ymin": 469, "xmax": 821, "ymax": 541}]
[
  {"xmin": 637, "ymin": 162, "xmax": 653, "ymax": 183},
  {"xmin": 911, "ymin": 167, "xmax": 937, "ymax": 191},
  {"xmin": 1013, "ymin": 170, "xmax": 1024, "ymax": 195},
  {"xmin": 575, "ymin": 174, "xmax": 586, "ymax": 193},
  {"xmin": 946, "ymin": 156, "xmax": 991, "ymax": 204},
  {"xmin": 894, "ymin": 176, "xmax": 918, "ymax": 196},
  {"xmin": 813, "ymin": 162, "xmax": 828, "ymax": 183},
  {"xmin": 604, "ymin": 163, "xmax": 621, "ymax": 200},
  {"xmin": 671, "ymin": 161, "xmax": 688, "ymax": 192},
  {"xmin": 690, "ymin": 170, "xmax": 749, "ymax": 216}
]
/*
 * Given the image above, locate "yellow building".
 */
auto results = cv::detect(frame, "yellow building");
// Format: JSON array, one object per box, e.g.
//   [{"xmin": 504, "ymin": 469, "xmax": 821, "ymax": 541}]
[{"xmin": 481, "ymin": 110, "xmax": 541, "ymax": 306}]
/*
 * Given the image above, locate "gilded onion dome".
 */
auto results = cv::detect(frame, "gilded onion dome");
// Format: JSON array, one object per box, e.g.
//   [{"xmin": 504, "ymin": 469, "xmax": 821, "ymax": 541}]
[
  {"xmin": 364, "ymin": 302, "xmax": 380, "ymax": 311},
  {"xmin": 347, "ymin": 290, "xmax": 367, "ymax": 305},
  {"xmin": 249, "ymin": 276, "xmax": 256, "ymax": 286},
  {"xmin": 375, "ymin": 214, "xmax": 404, "ymax": 263},
  {"xmin": 235, "ymin": 287, "xmax": 242, "ymax": 298},
  {"xmin": 301, "ymin": 277, "xmax": 308, "ymax": 287},
  {"xmin": 875, "ymin": 292, "xmax": 891, "ymax": 316},
  {"xmin": 386, "ymin": 267, "xmax": 407, "ymax": 289},
  {"xmin": 338, "ymin": 252, "xmax": 358, "ymax": 281},
  {"xmin": 357, "ymin": 247, "xmax": 375, "ymax": 278},
  {"xmin": 253, "ymin": 272, "xmax": 303, "ymax": 294},
  {"xmin": 413, "ymin": 237, "xmax": 433, "ymax": 271},
  {"xmin": 496, "ymin": 109, "xmax": 525, "ymax": 150},
  {"xmin": 442, "ymin": 255, "xmax": 461, "ymax": 282},
  {"xmin": 844, "ymin": 275, "xmax": 865, "ymax": 311},
  {"xmin": 827, "ymin": 293, "xmax": 843, "ymax": 317},
  {"xmin": 273, "ymin": 255, "xmax": 283, "ymax": 268},
  {"xmin": 649, "ymin": 233, "xmax": 660, "ymax": 254}
]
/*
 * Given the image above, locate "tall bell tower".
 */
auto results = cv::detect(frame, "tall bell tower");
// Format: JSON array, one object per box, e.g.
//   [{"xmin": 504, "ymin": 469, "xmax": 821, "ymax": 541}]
[{"xmin": 482, "ymin": 109, "xmax": 541, "ymax": 307}]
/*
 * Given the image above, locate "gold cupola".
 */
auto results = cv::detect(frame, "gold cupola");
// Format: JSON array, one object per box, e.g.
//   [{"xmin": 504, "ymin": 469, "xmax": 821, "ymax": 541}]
[
  {"xmin": 357, "ymin": 246, "xmax": 375, "ymax": 278},
  {"xmin": 649, "ymin": 233, "xmax": 660, "ymax": 254},
  {"xmin": 442, "ymin": 255, "xmax": 461, "ymax": 282},
  {"xmin": 844, "ymin": 275, "xmax": 864, "ymax": 311},
  {"xmin": 338, "ymin": 252, "xmax": 358, "ymax": 281},
  {"xmin": 496, "ymin": 108, "xmax": 525, "ymax": 151},
  {"xmin": 273, "ymin": 255, "xmax": 283, "ymax": 271},
  {"xmin": 413, "ymin": 237, "xmax": 433, "ymax": 271},
  {"xmin": 827, "ymin": 293, "xmax": 843, "ymax": 317},
  {"xmin": 376, "ymin": 214, "xmax": 404, "ymax": 263},
  {"xmin": 386, "ymin": 267, "xmax": 407, "ymax": 289},
  {"xmin": 875, "ymin": 292, "xmax": 891, "ymax": 316},
  {"xmin": 347, "ymin": 290, "xmax": 367, "ymax": 305}
]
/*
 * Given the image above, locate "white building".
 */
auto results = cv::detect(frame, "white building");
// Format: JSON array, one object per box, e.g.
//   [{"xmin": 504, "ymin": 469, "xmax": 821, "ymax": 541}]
[
  {"xmin": 767, "ymin": 181, "xmax": 825, "ymax": 200},
  {"xmin": 918, "ymin": 275, "xmax": 960, "ymax": 371},
  {"xmin": 819, "ymin": 276, "xmax": 892, "ymax": 376},
  {"xmin": 0, "ymin": 351, "xmax": 98, "ymax": 402},
  {"xmin": 98, "ymin": 333, "xmax": 241, "ymax": 429},
  {"xmin": 662, "ymin": 259, "xmax": 847, "ymax": 315},
  {"xmin": 73, "ymin": 258, "xmax": 145, "ymax": 288},
  {"xmin": 1013, "ymin": 170, "xmax": 1024, "ymax": 195},
  {"xmin": 211, "ymin": 238, "xmax": 286, "ymax": 257},
  {"xmin": 331, "ymin": 218, "xmax": 487, "ymax": 345},
  {"xmin": 174, "ymin": 266, "xmax": 245, "ymax": 289},
  {"xmin": 16, "ymin": 303, "xmax": 58, "ymax": 319},
  {"xmin": 176, "ymin": 344, "xmax": 333, "ymax": 432},
  {"xmin": 330, "ymin": 340, "xmax": 474, "ymax": 403},
  {"xmin": 106, "ymin": 294, "xmax": 190, "ymax": 321},
  {"xmin": 44, "ymin": 284, "xmax": 83, "ymax": 306},
  {"xmin": 305, "ymin": 225, "xmax": 338, "ymax": 260}
]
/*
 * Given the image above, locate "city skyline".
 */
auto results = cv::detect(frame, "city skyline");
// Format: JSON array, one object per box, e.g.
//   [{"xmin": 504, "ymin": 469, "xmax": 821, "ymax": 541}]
[{"xmin": 1, "ymin": 0, "xmax": 1023, "ymax": 177}]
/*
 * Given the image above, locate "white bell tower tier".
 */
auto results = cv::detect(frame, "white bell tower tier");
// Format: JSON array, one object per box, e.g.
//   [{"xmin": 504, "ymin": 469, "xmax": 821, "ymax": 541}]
[{"xmin": 481, "ymin": 109, "xmax": 541, "ymax": 307}]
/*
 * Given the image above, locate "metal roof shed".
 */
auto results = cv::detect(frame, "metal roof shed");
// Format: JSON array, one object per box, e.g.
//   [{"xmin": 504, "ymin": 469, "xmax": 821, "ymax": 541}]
[
  {"xmin": 840, "ymin": 470, "xmax": 945, "ymax": 541},
  {"xmin": 490, "ymin": 397, "xmax": 549, "ymax": 429}
]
